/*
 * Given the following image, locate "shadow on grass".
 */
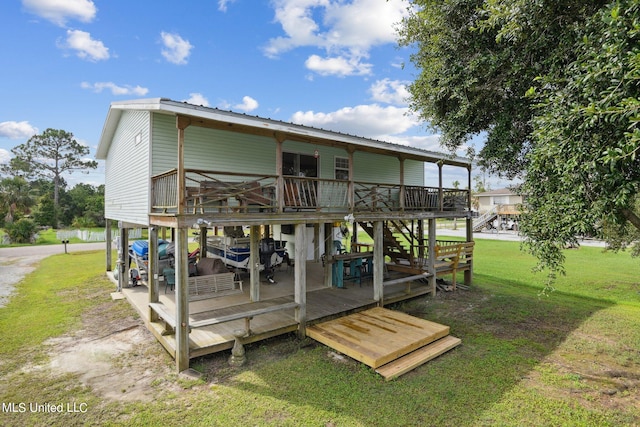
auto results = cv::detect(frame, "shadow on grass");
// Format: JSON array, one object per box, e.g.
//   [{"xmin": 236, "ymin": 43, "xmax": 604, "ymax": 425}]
[{"xmin": 196, "ymin": 273, "xmax": 620, "ymax": 426}]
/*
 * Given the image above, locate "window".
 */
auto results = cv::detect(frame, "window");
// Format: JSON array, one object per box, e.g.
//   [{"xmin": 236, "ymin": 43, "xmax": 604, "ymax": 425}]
[
  {"xmin": 493, "ymin": 196, "xmax": 508, "ymax": 205},
  {"xmin": 283, "ymin": 152, "xmax": 318, "ymax": 177},
  {"xmin": 335, "ymin": 156, "xmax": 349, "ymax": 180}
]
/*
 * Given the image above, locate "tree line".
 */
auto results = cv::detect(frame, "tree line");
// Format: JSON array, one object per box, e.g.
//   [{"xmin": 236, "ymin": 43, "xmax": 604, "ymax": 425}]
[{"xmin": 0, "ymin": 128, "xmax": 101, "ymax": 243}]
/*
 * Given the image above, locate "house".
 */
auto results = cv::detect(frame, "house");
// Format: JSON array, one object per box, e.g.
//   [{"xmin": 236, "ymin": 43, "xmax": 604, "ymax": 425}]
[
  {"xmin": 96, "ymin": 98, "xmax": 474, "ymax": 372},
  {"xmin": 472, "ymin": 188, "xmax": 522, "ymax": 232}
]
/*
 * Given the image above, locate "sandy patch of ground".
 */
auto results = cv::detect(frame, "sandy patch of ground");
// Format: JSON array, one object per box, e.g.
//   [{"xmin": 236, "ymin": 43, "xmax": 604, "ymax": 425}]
[{"xmin": 42, "ymin": 301, "xmax": 177, "ymax": 402}]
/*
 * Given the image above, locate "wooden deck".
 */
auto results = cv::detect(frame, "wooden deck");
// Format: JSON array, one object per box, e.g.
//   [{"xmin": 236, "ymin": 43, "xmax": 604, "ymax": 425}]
[{"xmin": 118, "ymin": 260, "xmax": 436, "ymax": 360}]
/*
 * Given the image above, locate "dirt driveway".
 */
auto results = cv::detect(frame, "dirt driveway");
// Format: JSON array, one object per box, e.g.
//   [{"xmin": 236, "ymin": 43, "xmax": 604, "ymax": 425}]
[
  {"xmin": 0, "ymin": 242, "xmax": 180, "ymax": 402},
  {"xmin": 0, "ymin": 242, "xmax": 106, "ymax": 308}
]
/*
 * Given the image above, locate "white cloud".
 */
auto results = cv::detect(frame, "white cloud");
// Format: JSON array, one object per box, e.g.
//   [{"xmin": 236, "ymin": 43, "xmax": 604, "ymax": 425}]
[
  {"xmin": 23, "ymin": 0, "xmax": 97, "ymax": 26},
  {"xmin": 234, "ymin": 96, "xmax": 259, "ymax": 112},
  {"xmin": 305, "ymin": 54, "xmax": 372, "ymax": 77},
  {"xmin": 0, "ymin": 149, "xmax": 10, "ymax": 164},
  {"xmin": 290, "ymin": 104, "xmax": 417, "ymax": 139},
  {"xmin": 264, "ymin": 0, "xmax": 410, "ymax": 76},
  {"xmin": 160, "ymin": 32, "xmax": 193, "ymax": 65},
  {"xmin": 183, "ymin": 93, "xmax": 210, "ymax": 107},
  {"xmin": 369, "ymin": 79, "xmax": 410, "ymax": 105},
  {"xmin": 0, "ymin": 121, "xmax": 39, "ymax": 139},
  {"xmin": 218, "ymin": 0, "xmax": 237, "ymax": 12},
  {"xmin": 81, "ymin": 82, "xmax": 148, "ymax": 96},
  {"xmin": 62, "ymin": 29, "xmax": 109, "ymax": 61}
]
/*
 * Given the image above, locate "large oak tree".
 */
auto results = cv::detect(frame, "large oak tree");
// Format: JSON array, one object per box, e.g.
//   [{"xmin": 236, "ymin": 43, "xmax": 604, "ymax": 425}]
[{"xmin": 398, "ymin": 0, "xmax": 640, "ymax": 280}]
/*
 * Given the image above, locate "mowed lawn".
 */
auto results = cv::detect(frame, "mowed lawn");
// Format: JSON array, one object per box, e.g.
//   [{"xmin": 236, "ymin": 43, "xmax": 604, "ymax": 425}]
[{"xmin": 0, "ymin": 239, "xmax": 638, "ymax": 426}]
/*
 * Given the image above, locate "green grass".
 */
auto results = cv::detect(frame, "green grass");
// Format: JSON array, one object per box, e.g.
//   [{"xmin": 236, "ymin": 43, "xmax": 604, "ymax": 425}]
[{"xmin": 0, "ymin": 239, "xmax": 639, "ymax": 426}]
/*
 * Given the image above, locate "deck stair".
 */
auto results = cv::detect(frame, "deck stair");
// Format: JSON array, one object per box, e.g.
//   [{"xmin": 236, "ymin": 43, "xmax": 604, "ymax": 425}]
[
  {"xmin": 307, "ymin": 307, "xmax": 461, "ymax": 380},
  {"xmin": 358, "ymin": 220, "xmax": 420, "ymax": 266}
]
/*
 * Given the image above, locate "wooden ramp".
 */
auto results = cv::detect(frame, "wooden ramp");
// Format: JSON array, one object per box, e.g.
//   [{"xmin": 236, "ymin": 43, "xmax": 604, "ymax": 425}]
[{"xmin": 307, "ymin": 307, "xmax": 461, "ymax": 380}]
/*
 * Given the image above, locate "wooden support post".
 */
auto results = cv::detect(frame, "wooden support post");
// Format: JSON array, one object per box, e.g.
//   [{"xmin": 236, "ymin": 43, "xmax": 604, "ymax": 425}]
[
  {"xmin": 417, "ymin": 220, "xmax": 425, "ymax": 259},
  {"xmin": 175, "ymin": 116, "xmax": 190, "ymax": 373},
  {"xmin": 149, "ymin": 226, "xmax": 159, "ymax": 322},
  {"xmin": 105, "ymin": 220, "xmax": 112, "ymax": 272},
  {"xmin": 313, "ymin": 223, "xmax": 320, "ymax": 262},
  {"xmin": 373, "ymin": 221, "xmax": 384, "ymax": 303},
  {"xmin": 117, "ymin": 225, "xmax": 128, "ymax": 292},
  {"xmin": 428, "ymin": 218, "xmax": 437, "ymax": 296},
  {"xmin": 294, "ymin": 223, "xmax": 307, "ymax": 338},
  {"xmin": 175, "ymin": 227, "xmax": 190, "ymax": 372},
  {"xmin": 199, "ymin": 226, "xmax": 207, "ymax": 258},
  {"xmin": 465, "ymin": 165, "xmax": 473, "ymax": 286},
  {"xmin": 438, "ymin": 162, "xmax": 444, "ymax": 212},
  {"xmin": 323, "ymin": 222, "xmax": 333, "ymax": 288},
  {"xmin": 249, "ymin": 225, "xmax": 260, "ymax": 302},
  {"xmin": 465, "ymin": 217, "xmax": 474, "ymax": 286}
]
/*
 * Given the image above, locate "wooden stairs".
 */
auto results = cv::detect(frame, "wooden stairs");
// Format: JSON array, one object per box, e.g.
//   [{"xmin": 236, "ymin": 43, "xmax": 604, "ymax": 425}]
[
  {"xmin": 307, "ymin": 307, "xmax": 461, "ymax": 381},
  {"xmin": 358, "ymin": 220, "xmax": 419, "ymax": 266}
]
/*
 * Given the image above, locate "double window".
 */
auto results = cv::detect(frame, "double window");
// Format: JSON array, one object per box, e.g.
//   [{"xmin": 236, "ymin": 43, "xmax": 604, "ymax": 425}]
[{"xmin": 283, "ymin": 152, "xmax": 317, "ymax": 177}]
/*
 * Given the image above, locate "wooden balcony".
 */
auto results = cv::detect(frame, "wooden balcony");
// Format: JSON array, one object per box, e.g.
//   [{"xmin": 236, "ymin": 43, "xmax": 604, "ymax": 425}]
[{"xmin": 150, "ymin": 168, "xmax": 470, "ymax": 224}]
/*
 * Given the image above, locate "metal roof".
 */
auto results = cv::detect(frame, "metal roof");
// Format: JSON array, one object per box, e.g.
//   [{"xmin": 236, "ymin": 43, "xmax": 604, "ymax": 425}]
[{"xmin": 96, "ymin": 97, "xmax": 471, "ymax": 168}]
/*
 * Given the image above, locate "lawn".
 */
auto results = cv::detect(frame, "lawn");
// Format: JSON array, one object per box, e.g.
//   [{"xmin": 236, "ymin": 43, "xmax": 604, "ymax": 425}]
[{"xmin": 0, "ymin": 239, "xmax": 638, "ymax": 426}]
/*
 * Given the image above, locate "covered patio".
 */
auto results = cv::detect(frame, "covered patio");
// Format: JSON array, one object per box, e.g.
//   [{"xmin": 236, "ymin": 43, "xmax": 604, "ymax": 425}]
[{"xmin": 116, "ymin": 260, "xmax": 434, "ymax": 359}]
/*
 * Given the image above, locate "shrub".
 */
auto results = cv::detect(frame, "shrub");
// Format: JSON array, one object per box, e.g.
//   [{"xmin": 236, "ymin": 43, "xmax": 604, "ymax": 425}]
[{"xmin": 4, "ymin": 218, "xmax": 37, "ymax": 243}]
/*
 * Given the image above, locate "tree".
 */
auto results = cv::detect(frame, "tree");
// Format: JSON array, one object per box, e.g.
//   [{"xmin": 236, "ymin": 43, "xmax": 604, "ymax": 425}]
[
  {"xmin": 520, "ymin": 0, "xmax": 640, "ymax": 276},
  {"xmin": 0, "ymin": 176, "xmax": 35, "ymax": 224},
  {"xmin": 397, "ymin": 0, "xmax": 607, "ymax": 178},
  {"xmin": 397, "ymin": 0, "xmax": 640, "ymax": 281},
  {"xmin": 1, "ymin": 129, "xmax": 97, "ymax": 207}
]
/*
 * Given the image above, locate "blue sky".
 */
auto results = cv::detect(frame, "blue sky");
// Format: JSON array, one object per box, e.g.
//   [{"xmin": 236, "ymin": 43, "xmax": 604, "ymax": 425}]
[{"xmin": 0, "ymin": 0, "xmax": 495, "ymax": 189}]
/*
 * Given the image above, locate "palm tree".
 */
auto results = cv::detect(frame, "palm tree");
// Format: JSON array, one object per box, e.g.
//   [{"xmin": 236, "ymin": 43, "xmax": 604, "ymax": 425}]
[{"xmin": 0, "ymin": 177, "xmax": 34, "ymax": 223}]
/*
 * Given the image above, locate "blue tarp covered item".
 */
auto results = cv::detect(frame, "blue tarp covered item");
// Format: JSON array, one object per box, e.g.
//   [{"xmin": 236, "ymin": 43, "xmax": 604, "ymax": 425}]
[
  {"xmin": 131, "ymin": 240, "xmax": 170, "ymax": 258},
  {"xmin": 131, "ymin": 240, "xmax": 148, "ymax": 257}
]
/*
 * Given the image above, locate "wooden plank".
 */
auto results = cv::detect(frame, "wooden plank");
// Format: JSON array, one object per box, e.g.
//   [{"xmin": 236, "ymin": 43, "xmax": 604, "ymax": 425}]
[
  {"xmin": 383, "ymin": 273, "xmax": 430, "ymax": 287},
  {"xmin": 375, "ymin": 335, "xmax": 462, "ymax": 381},
  {"xmin": 190, "ymin": 302, "xmax": 299, "ymax": 328},
  {"xmin": 385, "ymin": 263, "xmax": 426, "ymax": 275}
]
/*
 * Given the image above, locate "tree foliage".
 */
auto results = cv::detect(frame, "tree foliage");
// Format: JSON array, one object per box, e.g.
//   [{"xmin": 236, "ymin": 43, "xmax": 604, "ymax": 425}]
[
  {"xmin": 1, "ymin": 128, "xmax": 97, "ymax": 206},
  {"xmin": 0, "ymin": 176, "xmax": 34, "ymax": 224},
  {"xmin": 398, "ymin": 0, "xmax": 640, "ymax": 279},
  {"xmin": 520, "ymin": 0, "xmax": 640, "ymax": 275}
]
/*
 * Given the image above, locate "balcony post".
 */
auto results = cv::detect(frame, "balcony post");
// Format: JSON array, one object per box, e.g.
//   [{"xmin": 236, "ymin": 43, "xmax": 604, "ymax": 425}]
[
  {"xmin": 347, "ymin": 147, "xmax": 355, "ymax": 211},
  {"xmin": 399, "ymin": 157, "xmax": 405, "ymax": 211},
  {"xmin": 276, "ymin": 136, "xmax": 284, "ymax": 213}
]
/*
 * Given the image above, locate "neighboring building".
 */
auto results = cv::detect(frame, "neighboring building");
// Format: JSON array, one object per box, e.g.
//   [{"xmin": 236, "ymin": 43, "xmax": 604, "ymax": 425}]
[
  {"xmin": 473, "ymin": 188, "xmax": 523, "ymax": 232},
  {"xmin": 96, "ymin": 98, "xmax": 474, "ymax": 371}
]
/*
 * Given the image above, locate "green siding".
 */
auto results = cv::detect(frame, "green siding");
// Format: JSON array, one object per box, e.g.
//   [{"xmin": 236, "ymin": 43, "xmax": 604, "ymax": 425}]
[
  {"xmin": 152, "ymin": 113, "xmax": 277, "ymax": 176},
  {"xmin": 150, "ymin": 113, "xmax": 425, "ymax": 185},
  {"xmin": 104, "ymin": 110, "xmax": 151, "ymax": 225}
]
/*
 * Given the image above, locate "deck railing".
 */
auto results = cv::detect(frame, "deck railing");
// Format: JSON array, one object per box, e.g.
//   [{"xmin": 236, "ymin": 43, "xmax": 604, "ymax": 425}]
[{"xmin": 151, "ymin": 169, "xmax": 470, "ymax": 215}]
